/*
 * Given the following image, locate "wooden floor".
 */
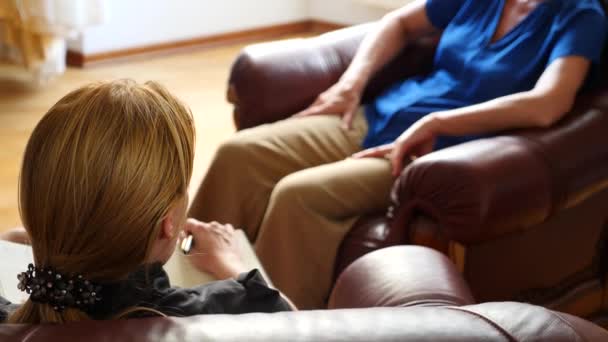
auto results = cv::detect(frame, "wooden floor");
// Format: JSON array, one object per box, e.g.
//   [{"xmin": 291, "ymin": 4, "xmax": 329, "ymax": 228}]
[{"xmin": 0, "ymin": 34, "xmax": 308, "ymax": 232}]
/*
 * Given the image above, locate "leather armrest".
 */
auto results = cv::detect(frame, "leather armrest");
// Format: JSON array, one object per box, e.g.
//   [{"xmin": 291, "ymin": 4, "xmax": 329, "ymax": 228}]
[
  {"xmin": 228, "ymin": 23, "xmax": 437, "ymax": 130},
  {"xmin": 389, "ymin": 93, "xmax": 608, "ymax": 244},
  {"xmin": 328, "ymin": 246, "xmax": 474, "ymax": 309}
]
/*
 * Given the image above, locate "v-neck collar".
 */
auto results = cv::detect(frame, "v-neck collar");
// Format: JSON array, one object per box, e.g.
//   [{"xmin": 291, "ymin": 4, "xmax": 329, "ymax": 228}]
[{"xmin": 487, "ymin": 0, "xmax": 552, "ymax": 48}]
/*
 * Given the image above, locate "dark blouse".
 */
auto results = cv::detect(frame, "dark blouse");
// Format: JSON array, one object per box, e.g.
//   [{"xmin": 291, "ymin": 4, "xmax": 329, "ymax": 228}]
[{"xmin": 0, "ymin": 264, "xmax": 291, "ymax": 321}]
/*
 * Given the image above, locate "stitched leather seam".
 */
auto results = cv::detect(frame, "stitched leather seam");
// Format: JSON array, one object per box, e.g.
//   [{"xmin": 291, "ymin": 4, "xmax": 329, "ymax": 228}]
[
  {"xmin": 21, "ymin": 326, "xmax": 43, "ymax": 342},
  {"xmin": 550, "ymin": 313, "xmax": 589, "ymax": 342},
  {"xmin": 390, "ymin": 292, "xmax": 473, "ymax": 307},
  {"xmin": 445, "ymin": 306, "xmax": 518, "ymax": 342}
]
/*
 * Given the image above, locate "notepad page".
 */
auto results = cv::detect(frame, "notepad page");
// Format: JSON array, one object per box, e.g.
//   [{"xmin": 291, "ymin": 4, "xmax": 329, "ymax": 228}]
[
  {"xmin": 0, "ymin": 241, "xmax": 34, "ymax": 303},
  {"xmin": 164, "ymin": 229, "xmax": 272, "ymax": 288}
]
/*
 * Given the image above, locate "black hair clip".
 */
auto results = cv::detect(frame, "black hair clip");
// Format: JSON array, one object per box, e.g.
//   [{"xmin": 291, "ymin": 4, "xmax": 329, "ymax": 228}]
[{"xmin": 17, "ymin": 263, "xmax": 102, "ymax": 312}]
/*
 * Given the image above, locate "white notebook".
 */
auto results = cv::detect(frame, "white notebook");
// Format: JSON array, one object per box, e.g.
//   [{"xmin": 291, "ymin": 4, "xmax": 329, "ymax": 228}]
[
  {"xmin": 0, "ymin": 240, "xmax": 34, "ymax": 304},
  {"xmin": 0, "ymin": 229, "xmax": 270, "ymax": 303}
]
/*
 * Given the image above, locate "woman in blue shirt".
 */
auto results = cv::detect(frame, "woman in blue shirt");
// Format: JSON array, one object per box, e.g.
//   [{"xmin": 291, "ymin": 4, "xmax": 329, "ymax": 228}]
[
  {"xmin": 190, "ymin": 0, "xmax": 608, "ymax": 310},
  {"xmin": 304, "ymin": 0, "xmax": 607, "ymax": 173}
]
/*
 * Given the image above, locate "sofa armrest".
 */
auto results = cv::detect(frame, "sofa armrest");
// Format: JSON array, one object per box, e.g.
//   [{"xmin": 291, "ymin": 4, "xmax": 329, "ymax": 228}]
[
  {"xmin": 228, "ymin": 23, "xmax": 437, "ymax": 130},
  {"xmin": 5, "ymin": 304, "xmax": 605, "ymax": 342},
  {"xmin": 389, "ymin": 92, "xmax": 608, "ymax": 244},
  {"xmin": 328, "ymin": 246, "xmax": 474, "ymax": 309}
]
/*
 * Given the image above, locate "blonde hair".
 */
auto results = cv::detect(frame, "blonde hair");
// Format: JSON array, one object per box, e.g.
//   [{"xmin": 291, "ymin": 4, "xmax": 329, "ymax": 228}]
[{"xmin": 9, "ymin": 80, "xmax": 195, "ymax": 323}]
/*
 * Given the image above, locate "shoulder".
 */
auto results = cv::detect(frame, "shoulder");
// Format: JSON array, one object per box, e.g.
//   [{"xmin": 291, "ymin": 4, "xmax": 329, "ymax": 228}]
[
  {"xmin": 0, "ymin": 298, "xmax": 8, "ymax": 322},
  {"xmin": 0, "ymin": 296, "xmax": 18, "ymax": 323},
  {"xmin": 426, "ymin": 0, "xmax": 476, "ymax": 11},
  {"xmin": 549, "ymin": 0, "xmax": 607, "ymax": 34},
  {"xmin": 553, "ymin": 0, "xmax": 606, "ymax": 18},
  {"xmin": 425, "ymin": 0, "xmax": 478, "ymax": 29},
  {"xmin": 155, "ymin": 269, "xmax": 292, "ymax": 317}
]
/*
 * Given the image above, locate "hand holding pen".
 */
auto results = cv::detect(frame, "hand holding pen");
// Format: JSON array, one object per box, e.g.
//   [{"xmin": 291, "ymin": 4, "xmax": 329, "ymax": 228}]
[{"xmin": 180, "ymin": 219, "xmax": 247, "ymax": 279}]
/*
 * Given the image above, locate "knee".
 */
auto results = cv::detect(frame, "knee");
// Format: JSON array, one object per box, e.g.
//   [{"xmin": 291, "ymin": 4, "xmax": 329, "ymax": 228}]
[
  {"xmin": 214, "ymin": 134, "xmax": 255, "ymax": 165},
  {"xmin": 271, "ymin": 173, "xmax": 317, "ymax": 208}
]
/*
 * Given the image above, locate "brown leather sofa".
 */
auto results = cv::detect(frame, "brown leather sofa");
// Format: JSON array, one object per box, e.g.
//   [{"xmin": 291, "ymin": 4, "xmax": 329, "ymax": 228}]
[
  {"xmin": 1, "ymin": 246, "xmax": 606, "ymax": 341},
  {"xmin": 225, "ymin": 24, "xmax": 608, "ymax": 325}
]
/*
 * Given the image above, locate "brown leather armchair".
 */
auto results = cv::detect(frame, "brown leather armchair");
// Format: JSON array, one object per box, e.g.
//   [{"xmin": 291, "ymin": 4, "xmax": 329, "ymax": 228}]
[
  {"xmin": 2, "ymin": 246, "xmax": 606, "ymax": 341},
  {"xmin": 226, "ymin": 24, "xmax": 608, "ymax": 325}
]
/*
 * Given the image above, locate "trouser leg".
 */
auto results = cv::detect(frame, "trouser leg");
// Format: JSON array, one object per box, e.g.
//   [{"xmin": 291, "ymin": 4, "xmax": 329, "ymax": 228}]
[
  {"xmin": 255, "ymin": 157, "xmax": 394, "ymax": 309},
  {"xmin": 188, "ymin": 110, "xmax": 368, "ymax": 241}
]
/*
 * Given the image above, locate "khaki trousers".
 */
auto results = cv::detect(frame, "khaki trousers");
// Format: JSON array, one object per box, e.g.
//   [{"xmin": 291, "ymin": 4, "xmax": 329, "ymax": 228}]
[{"xmin": 189, "ymin": 109, "xmax": 394, "ymax": 309}]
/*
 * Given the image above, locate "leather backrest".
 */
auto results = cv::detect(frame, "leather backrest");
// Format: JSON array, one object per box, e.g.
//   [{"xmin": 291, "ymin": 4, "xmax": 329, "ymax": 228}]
[
  {"xmin": 1, "ymin": 304, "xmax": 605, "ymax": 342},
  {"xmin": 228, "ymin": 24, "xmax": 436, "ymax": 130}
]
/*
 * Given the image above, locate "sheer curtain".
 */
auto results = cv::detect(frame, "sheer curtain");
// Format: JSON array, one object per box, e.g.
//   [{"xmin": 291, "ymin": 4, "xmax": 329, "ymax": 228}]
[{"xmin": 0, "ymin": 0, "xmax": 104, "ymax": 84}]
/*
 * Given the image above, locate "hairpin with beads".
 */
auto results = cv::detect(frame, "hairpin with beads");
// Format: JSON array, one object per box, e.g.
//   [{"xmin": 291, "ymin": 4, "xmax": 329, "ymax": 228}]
[{"xmin": 17, "ymin": 264, "xmax": 102, "ymax": 312}]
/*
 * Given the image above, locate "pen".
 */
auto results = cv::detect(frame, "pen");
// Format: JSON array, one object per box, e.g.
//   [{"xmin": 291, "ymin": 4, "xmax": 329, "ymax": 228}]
[{"xmin": 180, "ymin": 234, "xmax": 194, "ymax": 254}]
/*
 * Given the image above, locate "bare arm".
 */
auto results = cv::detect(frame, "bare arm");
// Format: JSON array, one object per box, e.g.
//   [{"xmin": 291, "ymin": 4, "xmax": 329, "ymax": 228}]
[
  {"xmin": 355, "ymin": 56, "xmax": 591, "ymax": 175},
  {"xmin": 340, "ymin": 0, "xmax": 438, "ymax": 94},
  {"xmin": 426, "ymin": 56, "xmax": 590, "ymax": 134},
  {"xmin": 294, "ymin": 0, "xmax": 437, "ymax": 128}
]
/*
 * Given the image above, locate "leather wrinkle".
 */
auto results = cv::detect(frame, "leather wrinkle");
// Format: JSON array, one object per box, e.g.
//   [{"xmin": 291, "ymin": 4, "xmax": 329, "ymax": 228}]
[{"xmin": 445, "ymin": 306, "xmax": 518, "ymax": 342}]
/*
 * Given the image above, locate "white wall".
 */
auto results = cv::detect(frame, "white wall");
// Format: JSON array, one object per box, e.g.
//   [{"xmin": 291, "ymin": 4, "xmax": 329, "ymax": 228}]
[
  {"xmin": 308, "ymin": 0, "xmax": 387, "ymax": 25},
  {"xmin": 76, "ymin": 0, "xmax": 309, "ymax": 54},
  {"xmin": 72, "ymin": 0, "xmax": 400, "ymax": 55}
]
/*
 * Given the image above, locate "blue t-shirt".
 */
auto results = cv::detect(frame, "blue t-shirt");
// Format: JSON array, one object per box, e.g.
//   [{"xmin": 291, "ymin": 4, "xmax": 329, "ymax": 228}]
[{"xmin": 363, "ymin": 0, "xmax": 608, "ymax": 149}]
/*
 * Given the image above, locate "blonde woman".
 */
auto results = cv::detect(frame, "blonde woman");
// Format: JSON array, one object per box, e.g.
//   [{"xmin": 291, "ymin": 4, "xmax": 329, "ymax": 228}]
[{"xmin": 0, "ymin": 80, "xmax": 293, "ymax": 324}]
